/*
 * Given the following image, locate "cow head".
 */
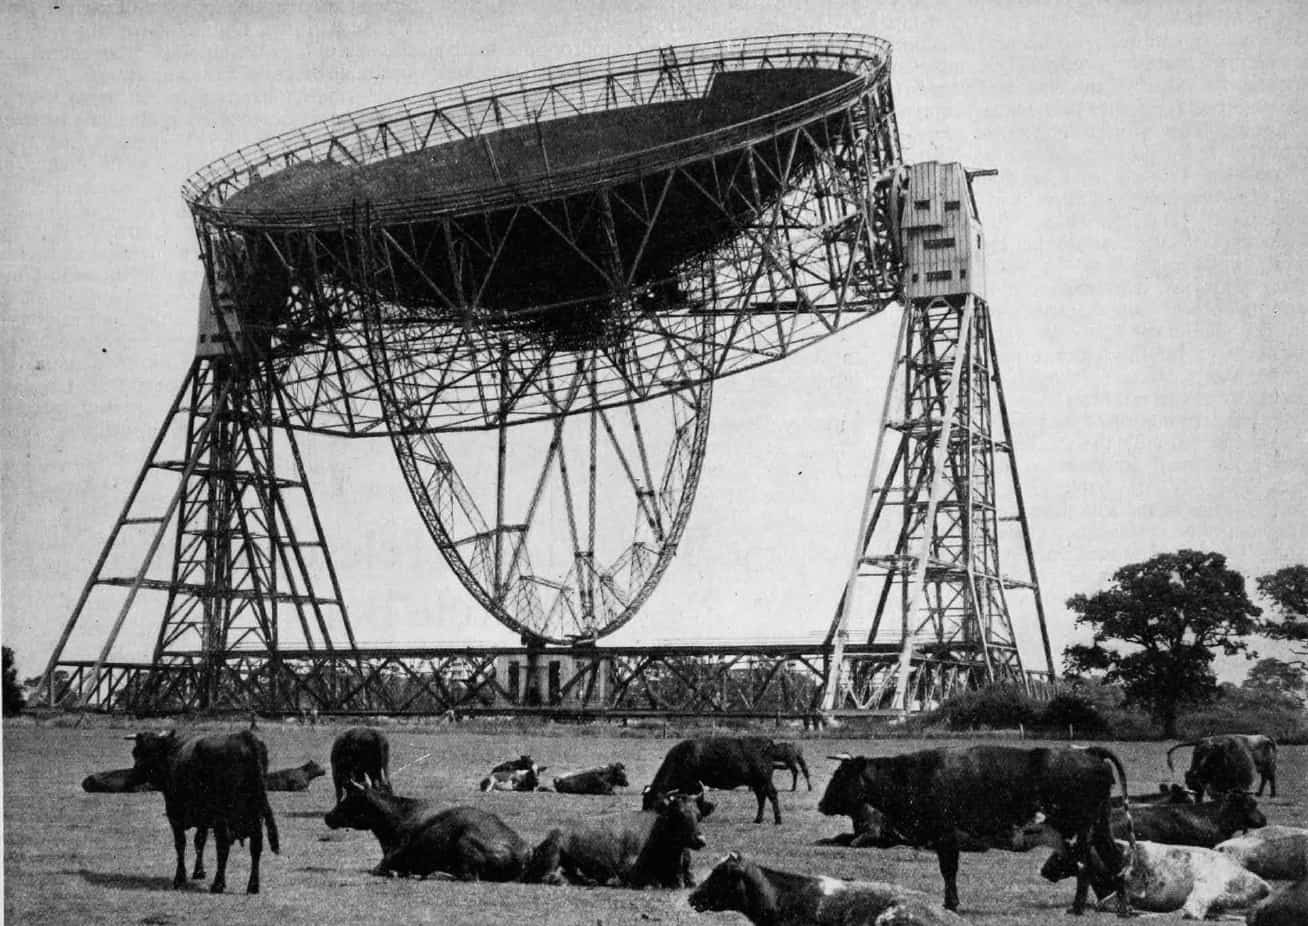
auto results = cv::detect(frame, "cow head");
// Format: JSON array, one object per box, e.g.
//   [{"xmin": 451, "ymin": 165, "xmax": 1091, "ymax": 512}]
[
  {"xmin": 324, "ymin": 779, "xmax": 391, "ymax": 831},
  {"xmin": 302, "ymin": 760, "xmax": 327, "ymax": 781},
  {"xmin": 608, "ymin": 763, "xmax": 629, "ymax": 787},
  {"xmin": 126, "ymin": 730, "xmax": 179, "ymax": 790},
  {"xmin": 1217, "ymin": 791, "xmax": 1266, "ymax": 834},
  {"xmin": 688, "ymin": 852, "xmax": 754, "ymax": 914},
  {"xmin": 817, "ymin": 755, "xmax": 868, "ymax": 817},
  {"xmin": 644, "ymin": 784, "xmax": 715, "ymax": 819},
  {"xmin": 650, "ymin": 792, "xmax": 707, "ymax": 852}
]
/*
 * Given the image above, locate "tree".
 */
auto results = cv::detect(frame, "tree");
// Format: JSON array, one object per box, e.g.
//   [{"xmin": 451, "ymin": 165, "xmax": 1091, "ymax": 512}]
[
  {"xmin": 1242, "ymin": 656, "xmax": 1306, "ymax": 704},
  {"xmin": 1257, "ymin": 565, "xmax": 1308, "ymax": 664},
  {"xmin": 3, "ymin": 646, "xmax": 26, "ymax": 716},
  {"xmin": 1063, "ymin": 550, "xmax": 1260, "ymax": 737}
]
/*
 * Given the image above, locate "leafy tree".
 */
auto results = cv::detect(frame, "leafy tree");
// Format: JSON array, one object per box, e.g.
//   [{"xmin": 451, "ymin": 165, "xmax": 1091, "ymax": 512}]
[
  {"xmin": 1063, "ymin": 550, "xmax": 1260, "ymax": 737},
  {"xmin": 1257, "ymin": 565, "xmax": 1308, "ymax": 663},
  {"xmin": 3, "ymin": 647, "xmax": 25, "ymax": 716},
  {"xmin": 1242, "ymin": 657, "xmax": 1306, "ymax": 704}
]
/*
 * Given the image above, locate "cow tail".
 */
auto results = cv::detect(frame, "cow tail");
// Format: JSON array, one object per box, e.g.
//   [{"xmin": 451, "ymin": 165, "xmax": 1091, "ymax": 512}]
[
  {"xmin": 1086, "ymin": 746, "xmax": 1135, "ymax": 857},
  {"xmin": 1165, "ymin": 740, "xmax": 1198, "ymax": 772},
  {"xmin": 264, "ymin": 795, "xmax": 281, "ymax": 854}
]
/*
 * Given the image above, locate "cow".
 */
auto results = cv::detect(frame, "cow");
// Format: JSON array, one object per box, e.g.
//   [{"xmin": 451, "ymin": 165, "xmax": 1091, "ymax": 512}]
[
  {"xmin": 525, "ymin": 791, "xmax": 706, "ymax": 888},
  {"xmin": 1115, "ymin": 782, "xmax": 1195, "ymax": 806},
  {"xmin": 330, "ymin": 727, "xmax": 391, "ymax": 802},
  {"xmin": 552, "ymin": 762, "xmax": 628, "ymax": 795},
  {"xmin": 1217, "ymin": 826, "xmax": 1308, "ymax": 881},
  {"xmin": 1248, "ymin": 876, "xmax": 1308, "ymax": 926},
  {"xmin": 480, "ymin": 765, "xmax": 544, "ymax": 792},
  {"xmin": 127, "ymin": 729, "xmax": 280, "ymax": 894},
  {"xmin": 264, "ymin": 760, "xmax": 326, "ymax": 792},
  {"xmin": 1041, "ymin": 840, "xmax": 1270, "ymax": 918},
  {"xmin": 643, "ymin": 736, "xmax": 781, "ymax": 824},
  {"xmin": 823, "ymin": 802, "xmax": 1035, "ymax": 853},
  {"xmin": 491, "ymin": 754, "xmax": 537, "ymax": 775},
  {"xmin": 818, "ymin": 745, "xmax": 1133, "ymax": 915},
  {"xmin": 81, "ymin": 767, "xmax": 155, "ymax": 793},
  {"xmin": 688, "ymin": 852, "xmax": 966, "ymax": 926},
  {"xmin": 768, "ymin": 741, "xmax": 811, "ymax": 791},
  {"xmin": 1117, "ymin": 790, "xmax": 1266, "ymax": 847},
  {"xmin": 1168, "ymin": 734, "xmax": 1278, "ymax": 799},
  {"xmin": 324, "ymin": 780, "xmax": 531, "ymax": 880}
]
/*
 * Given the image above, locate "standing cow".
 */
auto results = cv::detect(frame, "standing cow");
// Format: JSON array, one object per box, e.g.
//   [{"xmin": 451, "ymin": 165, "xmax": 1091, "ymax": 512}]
[
  {"xmin": 643, "ymin": 736, "xmax": 781, "ymax": 824},
  {"xmin": 818, "ymin": 745, "xmax": 1133, "ymax": 915},
  {"xmin": 127, "ymin": 729, "xmax": 280, "ymax": 894},
  {"xmin": 330, "ymin": 727, "xmax": 391, "ymax": 802},
  {"xmin": 1167, "ymin": 734, "xmax": 1278, "ymax": 799}
]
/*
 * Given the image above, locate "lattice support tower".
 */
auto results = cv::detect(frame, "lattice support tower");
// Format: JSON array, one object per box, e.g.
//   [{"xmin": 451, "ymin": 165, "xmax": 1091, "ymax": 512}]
[
  {"xmin": 39, "ymin": 276, "xmax": 360, "ymax": 712},
  {"xmin": 821, "ymin": 162, "xmax": 1054, "ymax": 715}
]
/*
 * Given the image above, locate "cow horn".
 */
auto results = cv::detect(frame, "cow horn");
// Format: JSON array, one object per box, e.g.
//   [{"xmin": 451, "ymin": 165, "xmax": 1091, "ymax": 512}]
[
  {"xmin": 122, "ymin": 734, "xmax": 138, "ymax": 740},
  {"xmin": 826, "ymin": 753, "xmax": 853, "ymax": 762},
  {"xmin": 344, "ymin": 778, "xmax": 365, "ymax": 792}
]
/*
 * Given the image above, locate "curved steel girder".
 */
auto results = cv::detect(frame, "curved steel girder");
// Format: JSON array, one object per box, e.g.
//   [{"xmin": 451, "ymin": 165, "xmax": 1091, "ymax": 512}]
[{"xmin": 383, "ymin": 373, "xmax": 712, "ymax": 643}]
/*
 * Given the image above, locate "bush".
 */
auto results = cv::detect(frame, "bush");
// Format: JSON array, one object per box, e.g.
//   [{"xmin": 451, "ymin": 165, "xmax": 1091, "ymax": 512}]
[
  {"xmin": 1039, "ymin": 691, "xmax": 1108, "ymax": 735},
  {"xmin": 1175, "ymin": 683, "xmax": 1308, "ymax": 744},
  {"xmin": 930, "ymin": 685, "xmax": 1039, "ymax": 730},
  {"xmin": 3, "ymin": 647, "xmax": 24, "ymax": 717}
]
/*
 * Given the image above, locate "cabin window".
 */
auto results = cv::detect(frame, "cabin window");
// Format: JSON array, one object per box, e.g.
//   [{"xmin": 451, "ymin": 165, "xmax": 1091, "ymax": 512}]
[
  {"xmin": 913, "ymin": 199, "xmax": 931, "ymax": 211},
  {"xmin": 944, "ymin": 200, "xmax": 961, "ymax": 212},
  {"xmin": 960, "ymin": 269, "xmax": 968, "ymax": 280},
  {"xmin": 925, "ymin": 270, "xmax": 952, "ymax": 282},
  {"xmin": 976, "ymin": 234, "xmax": 982, "ymax": 249},
  {"xmin": 911, "ymin": 272, "xmax": 920, "ymax": 283},
  {"xmin": 923, "ymin": 237, "xmax": 955, "ymax": 250}
]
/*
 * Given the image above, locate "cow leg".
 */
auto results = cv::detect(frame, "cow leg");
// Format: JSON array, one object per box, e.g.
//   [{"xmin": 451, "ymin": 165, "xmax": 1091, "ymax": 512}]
[
  {"xmin": 935, "ymin": 833, "xmax": 961, "ymax": 912},
  {"xmin": 191, "ymin": 826, "xmax": 207, "ymax": 880},
  {"xmin": 170, "ymin": 821, "xmax": 188, "ymax": 889},
  {"xmin": 209, "ymin": 820, "xmax": 230, "ymax": 894},
  {"xmin": 754, "ymin": 782, "xmax": 782, "ymax": 824},
  {"xmin": 679, "ymin": 848, "xmax": 696, "ymax": 888},
  {"xmin": 245, "ymin": 820, "xmax": 263, "ymax": 894}
]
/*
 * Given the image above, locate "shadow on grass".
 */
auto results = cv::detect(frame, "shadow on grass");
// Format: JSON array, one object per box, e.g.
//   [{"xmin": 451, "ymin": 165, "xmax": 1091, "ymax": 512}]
[
  {"xmin": 69, "ymin": 868, "xmax": 189, "ymax": 892},
  {"xmin": 281, "ymin": 810, "xmax": 330, "ymax": 819}
]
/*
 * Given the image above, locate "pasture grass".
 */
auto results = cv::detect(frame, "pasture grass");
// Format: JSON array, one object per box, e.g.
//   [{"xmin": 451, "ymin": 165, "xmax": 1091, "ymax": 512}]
[{"xmin": 5, "ymin": 717, "xmax": 1305, "ymax": 925}]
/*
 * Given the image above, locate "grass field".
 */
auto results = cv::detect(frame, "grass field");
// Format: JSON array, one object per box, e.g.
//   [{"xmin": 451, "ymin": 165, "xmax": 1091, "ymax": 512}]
[{"xmin": 4, "ymin": 718, "xmax": 1305, "ymax": 925}]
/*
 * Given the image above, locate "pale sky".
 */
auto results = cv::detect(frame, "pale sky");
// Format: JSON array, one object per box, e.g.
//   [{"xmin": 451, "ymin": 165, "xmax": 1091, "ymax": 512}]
[{"xmin": 3, "ymin": 1, "xmax": 1306, "ymax": 683}]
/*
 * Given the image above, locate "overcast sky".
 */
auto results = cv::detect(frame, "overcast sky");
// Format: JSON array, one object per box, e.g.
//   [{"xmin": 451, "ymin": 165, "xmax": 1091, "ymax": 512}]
[{"xmin": 3, "ymin": 1, "xmax": 1305, "ymax": 683}]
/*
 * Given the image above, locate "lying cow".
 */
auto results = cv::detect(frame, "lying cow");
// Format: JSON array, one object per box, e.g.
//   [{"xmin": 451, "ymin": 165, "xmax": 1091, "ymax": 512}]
[
  {"xmin": 688, "ymin": 852, "xmax": 966, "ymax": 926},
  {"xmin": 552, "ymin": 763, "xmax": 628, "ymax": 795},
  {"xmin": 325, "ymin": 780, "xmax": 531, "ymax": 880},
  {"xmin": 330, "ymin": 727, "xmax": 391, "ymax": 802},
  {"xmin": 81, "ymin": 767, "xmax": 154, "ymax": 793},
  {"xmin": 768, "ymin": 741, "xmax": 811, "ymax": 791},
  {"xmin": 1168, "ymin": 734, "xmax": 1278, "ymax": 799},
  {"xmin": 1217, "ymin": 825, "xmax": 1308, "ymax": 881},
  {"xmin": 1116, "ymin": 782, "xmax": 1194, "ymax": 806},
  {"xmin": 1248, "ymin": 876, "xmax": 1308, "ymax": 926},
  {"xmin": 526, "ymin": 791, "xmax": 706, "ymax": 888},
  {"xmin": 1042, "ymin": 840, "xmax": 1269, "ymax": 918},
  {"xmin": 127, "ymin": 729, "xmax": 280, "ymax": 894},
  {"xmin": 480, "ymin": 765, "xmax": 544, "ymax": 792},
  {"xmin": 644, "ymin": 736, "xmax": 781, "ymax": 824},
  {"xmin": 819, "ymin": 745, "xmax": 1132, "ymax": 914},
  {"xmin": 1119, "ymin": 790, "xmax": 1265, "ymax": 847},
  {"xmin": 265, "ymin": 760, "xmax": 326, "ymax": 792},
  {"xmin": 491, "ymin": 754, "xmax": 537, "ymax": 774}
]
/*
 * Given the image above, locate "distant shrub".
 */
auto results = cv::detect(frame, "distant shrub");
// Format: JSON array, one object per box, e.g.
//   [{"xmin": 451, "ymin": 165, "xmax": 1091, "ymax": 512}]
[
  {"xmin": 930, "ymin": 685, "xmax": 1039, "ymax": 730},
  {"xmin": 1039, "ymin": 691, "xmax": 1108, "ymax": 735},
  {"xmin": 1176, "ymin": 683, "xmax": 1308, "ymax": 744}
]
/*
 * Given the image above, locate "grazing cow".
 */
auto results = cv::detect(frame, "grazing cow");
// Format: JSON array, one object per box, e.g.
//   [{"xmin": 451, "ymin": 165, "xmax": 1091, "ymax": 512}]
[
  {"xmin": 127, "ymin": 729, "xmax": 280, "ymax": 894},
  {"xmin": 1118, "ymin": 790, "xmax": 1266, "ymax": 847},
  {"xmin": 526, "ymin": 791, "xmax": 706, "ymax": 888},
  {"xmin": 1248, "ymin": 876, "xmax": 1308, "ymax": 926},
  {"xmin": 768, "ymin": 741, "xmax": 812, "ymax": 792},
  {"xmin": 324, "ymin": 781, "xmax": 530, "ymax": 880},
  {"xmin": 330, "ymin": 727, "xmax": 391, "ymax": 802},
  {"xmin": 480, "ymin": 765, "xmax": 544, "ymax": 792},
  {"xmin": 1217, "ymin": 826, "xmax": 1308, "ymax": 881},
  {"xmin": 818, "ymin": 745, "xmax": 1132, "ymax": 915},
  {"xmin": 264, "ymin": 760, "xmax": 326, "ymax": 792},
  {"xmin": 643, "ymin": 736, "xmax": 781, "ymax": 824},
  {"xmin": 552, "ymin": 763, "xmax": 628, "ymax": 795},
  {"xmin": 1041, "ymin": 840, "xmax": 1270, "ymax": 918},
  {"xmin": 688, "ymin": 852, "xmax": 966, "ymax": 926},
  {"xmin": 1168, "ymin": 734, "xmax": 1278, "ymax": 799},
  {"xmin": 81, "ymin": 767, "xmax": 154, "ymax": 793}
]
